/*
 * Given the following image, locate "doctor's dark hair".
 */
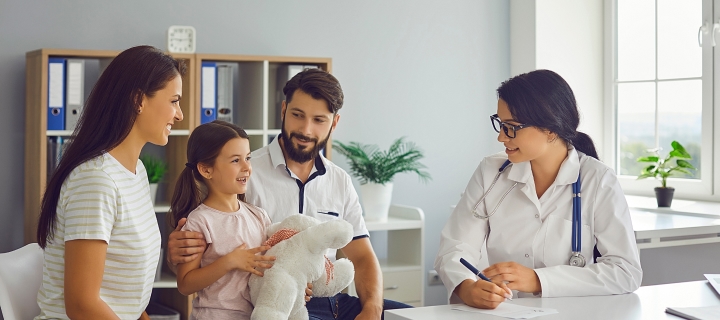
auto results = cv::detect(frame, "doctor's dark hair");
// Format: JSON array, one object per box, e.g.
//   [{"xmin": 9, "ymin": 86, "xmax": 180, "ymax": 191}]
[
  {"xmin": 283, "ymin": 68, "xmax": 344, "ymax": 114},
  {"xmin": 496, "ymin": 69, "xmax": 599, "ymax": 160},
  {"xmin": 169, "ymin": 120, "xmax": 249, "ymax": 228},
  {"xmin": 37, "ymin": 45, "xmax": 186, "ymax": 248}
]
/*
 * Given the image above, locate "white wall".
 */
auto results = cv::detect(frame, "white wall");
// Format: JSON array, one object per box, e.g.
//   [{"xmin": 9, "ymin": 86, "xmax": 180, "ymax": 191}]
[
  {"xmin": 511, "ymin": 0, "xmax": 605, "ymax": 158},
  {"xmin": 0, "ymin": 0, "xmax": 511, "ymax": 308}
]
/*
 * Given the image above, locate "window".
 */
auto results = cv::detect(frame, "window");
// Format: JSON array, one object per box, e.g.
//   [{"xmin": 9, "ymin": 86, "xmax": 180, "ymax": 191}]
[{"xmin": 608, "ymin": 0, "xmax": 713, "ymax": 196}]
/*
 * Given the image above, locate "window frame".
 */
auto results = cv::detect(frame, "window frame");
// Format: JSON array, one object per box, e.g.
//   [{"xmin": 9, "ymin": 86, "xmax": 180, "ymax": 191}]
[{"xmin": 604, "ymin": 0, "xmax": 715, "ymax": 199}]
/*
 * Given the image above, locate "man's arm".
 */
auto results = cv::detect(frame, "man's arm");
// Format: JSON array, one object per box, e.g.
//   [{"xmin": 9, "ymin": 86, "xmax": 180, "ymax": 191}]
[
  {"xmin": 340, "ymin": 238, "xmax": 383, "ymax": 319},
  {"xmin": 167, "ymin": 218, "xmax": 207, "ymax": 274}
]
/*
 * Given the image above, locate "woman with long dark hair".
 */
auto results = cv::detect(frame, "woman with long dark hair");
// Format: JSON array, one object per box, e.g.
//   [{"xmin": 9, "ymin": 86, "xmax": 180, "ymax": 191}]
[
  {"xmin": 35, "ymin": 45, "xmax": 185, "ymax": 319},
  {"xmin": 435, "ymin": 70, "xmax": 642, "ymax": 309}
]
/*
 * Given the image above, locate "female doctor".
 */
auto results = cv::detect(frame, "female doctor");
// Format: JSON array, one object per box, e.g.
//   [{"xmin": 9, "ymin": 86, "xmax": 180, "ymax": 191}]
[{"xmin": 435, "ymin": 69, "xmax": 642, "ymax": 309}]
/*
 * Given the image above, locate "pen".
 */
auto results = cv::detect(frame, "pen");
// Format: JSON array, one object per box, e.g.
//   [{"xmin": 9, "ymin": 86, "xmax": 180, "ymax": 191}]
[{"xmin": 460, "ymin": 258, "xmax": 513, "ymax": 300}]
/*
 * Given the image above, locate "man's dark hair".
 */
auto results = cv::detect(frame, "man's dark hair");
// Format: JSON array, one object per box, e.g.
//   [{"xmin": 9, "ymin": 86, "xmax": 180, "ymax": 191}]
[{"xmin": 283, "ymin": 68, "xmax": 344, "ymax": 113}]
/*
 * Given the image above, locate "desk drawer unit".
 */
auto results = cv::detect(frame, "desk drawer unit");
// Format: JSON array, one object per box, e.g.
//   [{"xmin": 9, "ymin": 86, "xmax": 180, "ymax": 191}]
[{"xmin": 382, "ymin": 270, "xmax": 421, "ymax": 305}]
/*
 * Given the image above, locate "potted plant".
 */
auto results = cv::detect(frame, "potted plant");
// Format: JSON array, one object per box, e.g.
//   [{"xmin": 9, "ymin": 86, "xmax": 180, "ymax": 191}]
[
  {"xmin": 636, "ymin": 140, "xmax": 695, "ymax": 207},
  {"xmin": 334, "ymin": 137, "xmax": 431, "ymax": 221},
  {"xmin": 140, "ymin": 155, "xmax": 167, "ymax": 205}
]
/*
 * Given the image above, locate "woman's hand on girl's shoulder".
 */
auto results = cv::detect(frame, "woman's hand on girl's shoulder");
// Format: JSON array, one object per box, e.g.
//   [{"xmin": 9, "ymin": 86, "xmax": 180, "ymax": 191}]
[{"xmin": 225, "ymin": 244, "xmax": 276, "ymax": 276}]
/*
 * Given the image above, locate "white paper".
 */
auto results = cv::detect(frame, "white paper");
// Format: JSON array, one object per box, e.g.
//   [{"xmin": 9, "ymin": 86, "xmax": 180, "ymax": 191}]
[
  {"xmin": 202, "ymin": 66, "xmax": 216, "ymax": 109},
  {"xmin": 666, "ymin": 306, "xmax": 720, "ymax": 320},
  {"xmin": 48, "ymin": 62, "xmax": 64, "ymax": 108},
  {"xmin": 67, "ymin": 61, "xmax": 83, "ymax": 105},
  {"xmin": 704, "ymin": 274, "xmax": 720, "ymax": 296},
  {"xmin": 452, "ymin": 303, "xmax": 558, "ymax": 319}
]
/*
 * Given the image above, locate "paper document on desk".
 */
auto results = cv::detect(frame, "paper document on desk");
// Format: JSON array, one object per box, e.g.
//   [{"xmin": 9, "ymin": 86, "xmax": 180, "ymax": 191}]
[
  {"xmin": 666, "ymin": 306, "xmax": 720, "ymax": 320},
  {"xmin": 452, "ymin": 303, "xmax": 558, "ymax": 319},
  {"xmin": 704, "ymin": 274, "xmax": 720, "ymax": 295}
]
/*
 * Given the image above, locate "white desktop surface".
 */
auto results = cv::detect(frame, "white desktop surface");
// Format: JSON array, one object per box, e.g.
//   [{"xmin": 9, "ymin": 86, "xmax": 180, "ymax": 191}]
[
  {"xmin": 385, "ymin": 281, "xmax": 720, "ymax": 320},
  {"xmin": 629, "ymin": 208, "xmax": 720, "ymax": 249}
]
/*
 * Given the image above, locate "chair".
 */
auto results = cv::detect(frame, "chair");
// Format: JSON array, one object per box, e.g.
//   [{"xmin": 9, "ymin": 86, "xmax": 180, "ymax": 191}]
[{"xmin": 0, "ymin": 243, "xmax": 43, "ymax": 320}]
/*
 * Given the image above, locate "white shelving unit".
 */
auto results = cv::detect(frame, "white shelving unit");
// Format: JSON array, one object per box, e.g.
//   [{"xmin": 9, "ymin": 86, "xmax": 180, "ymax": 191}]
[{"xmin": 348, "ymin": 204, "xmax": 425, "ymax": 307}]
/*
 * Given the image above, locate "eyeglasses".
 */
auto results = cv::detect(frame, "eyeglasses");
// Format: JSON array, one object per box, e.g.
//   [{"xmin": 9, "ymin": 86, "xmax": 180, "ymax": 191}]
[{"xmin": 490, "ymin": 114, "xmax": 529, "ymax": 139}]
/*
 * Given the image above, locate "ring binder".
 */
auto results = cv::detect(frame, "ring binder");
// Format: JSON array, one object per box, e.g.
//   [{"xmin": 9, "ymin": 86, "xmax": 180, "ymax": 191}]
[
  {"xmin": 201, "ymin": 62, "xmax": 217, "ymax": 124},
  {"xmin": 47, "ymin": 58, "xmax": 66, "ymax": 130},
  {"xmin": 65, "ymin": 59, "xmax": 85, "ymax": 131}
]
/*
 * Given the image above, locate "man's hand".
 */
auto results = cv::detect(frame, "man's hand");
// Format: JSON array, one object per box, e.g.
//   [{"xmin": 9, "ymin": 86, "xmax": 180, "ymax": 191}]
[
  {"xmin": 138, "ymin": 311, "xmax": 150, "ymax": 320},
  {"xmin": 305, "ymin": 283, "xmax": 313, "ymax": 305},
  {"xmin": 167, "ymin": 218, "xmax": 207, "ymax": 266},
  {"xmin": 483, "ymin": 261, "xmax": 541, "ymax": 294}
]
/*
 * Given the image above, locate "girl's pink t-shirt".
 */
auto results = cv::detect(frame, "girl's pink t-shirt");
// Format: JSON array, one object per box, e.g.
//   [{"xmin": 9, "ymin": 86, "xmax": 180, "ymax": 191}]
[{"xmin": 181, "ymin": 201, "xmax": 271, "ymax": 320}]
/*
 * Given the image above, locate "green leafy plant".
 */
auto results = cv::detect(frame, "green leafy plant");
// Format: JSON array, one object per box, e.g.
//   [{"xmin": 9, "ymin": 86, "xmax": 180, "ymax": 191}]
[
  {"xmin": 333, "ymin": 137, "xmax": 431, "ymax": 185},
  {"xmin": 636, "ymin": 140, "xmax": 696, "ymax": 188},
  {"xmin": 140, "ymin": 155, "xmax": 167, "ymax": 184}
]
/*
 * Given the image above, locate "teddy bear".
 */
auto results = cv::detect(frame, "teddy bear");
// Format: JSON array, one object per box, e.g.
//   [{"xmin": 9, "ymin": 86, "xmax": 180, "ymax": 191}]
[{"xmin": 248, "ymin": 214, "xmax": 356, "ymax": 320}]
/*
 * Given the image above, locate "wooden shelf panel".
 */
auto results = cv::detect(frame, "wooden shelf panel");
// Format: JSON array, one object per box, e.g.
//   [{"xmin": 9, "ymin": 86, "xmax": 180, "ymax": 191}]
[
  {"xmin": 46, "ymin": 129, "xmax": 190, "ymax": 137},
  {"xmin": 153, "ymin": 272, "xmax": 177, "ymax": 289}
]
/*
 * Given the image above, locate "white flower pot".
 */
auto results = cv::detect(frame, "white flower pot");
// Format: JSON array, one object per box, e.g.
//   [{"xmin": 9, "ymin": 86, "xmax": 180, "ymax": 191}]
[
  {"xmin": 360, "ymin": 182, "xmax": 393, "ymax": 222},
  {"xmin": 149, "ymin": 183, "xmax": 159, "ymax": 205}
]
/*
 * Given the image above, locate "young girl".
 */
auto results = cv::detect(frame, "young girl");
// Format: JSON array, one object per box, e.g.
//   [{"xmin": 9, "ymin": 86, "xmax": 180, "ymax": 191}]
[
  {"xmin": 171, "ymin": 120, "xmax": 276, "ymax": 319},
  {"xmin": 35, "ymin": 46, "xmax": 185, "ymax": 319}
]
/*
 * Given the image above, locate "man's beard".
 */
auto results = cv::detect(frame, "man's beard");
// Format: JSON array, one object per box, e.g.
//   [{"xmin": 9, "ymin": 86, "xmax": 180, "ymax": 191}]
[{"xmin": 280, "ymin": 117, "xmax": 331, "ymax": 164}]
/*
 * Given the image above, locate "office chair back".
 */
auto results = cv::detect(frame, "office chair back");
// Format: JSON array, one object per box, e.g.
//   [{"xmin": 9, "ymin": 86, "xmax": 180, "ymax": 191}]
[{"xmin": 0, "ymin": 243, "xmax": 43, "ymax": 320}]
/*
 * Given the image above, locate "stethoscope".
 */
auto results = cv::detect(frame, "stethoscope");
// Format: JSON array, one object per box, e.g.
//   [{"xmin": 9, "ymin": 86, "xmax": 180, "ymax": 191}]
[{"xmin": 471, "ymin": 159, "xmax": 586, "ymax": 267}]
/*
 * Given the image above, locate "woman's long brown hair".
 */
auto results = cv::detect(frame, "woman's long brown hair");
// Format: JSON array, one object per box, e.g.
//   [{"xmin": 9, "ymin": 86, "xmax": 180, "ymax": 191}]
[{"xmin": 37, "ymin": 46, "xmax": 186, "ymax": 248}]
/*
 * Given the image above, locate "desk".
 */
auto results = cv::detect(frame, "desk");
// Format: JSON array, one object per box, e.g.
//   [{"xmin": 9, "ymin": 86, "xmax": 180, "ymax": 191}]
[
  {"xmin": 385, "ymin": 281, "xmax": 720, "ymax": 320},
  {"xmin": 629, "ymin": 209, "xmax": 720, "ymax": 286},
  {"xmin": 630, "ymin": 209, "xmax": 720, "ymax": 249}
]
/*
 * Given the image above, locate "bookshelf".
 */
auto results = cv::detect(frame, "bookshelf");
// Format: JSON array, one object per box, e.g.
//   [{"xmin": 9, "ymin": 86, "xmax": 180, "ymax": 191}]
[
  {"xmin": 25, "ymin": 48, "xmax": 332, "ymax": 320},
  {"xmin": 193, "ymin": 54, "xmax": 333, "ymax": 155}
]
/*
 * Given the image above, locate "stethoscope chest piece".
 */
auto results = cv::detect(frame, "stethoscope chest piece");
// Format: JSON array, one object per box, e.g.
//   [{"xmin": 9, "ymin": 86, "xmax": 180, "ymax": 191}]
[{"xmin": 569, "ymin": 252, "xmax": 586, "ymax": 267}]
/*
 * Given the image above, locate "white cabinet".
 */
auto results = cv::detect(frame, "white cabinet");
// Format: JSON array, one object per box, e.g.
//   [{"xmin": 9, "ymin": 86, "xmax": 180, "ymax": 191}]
[{"xmin": 348, "ymin": 204, "xmax": 425, "ymax": 307}]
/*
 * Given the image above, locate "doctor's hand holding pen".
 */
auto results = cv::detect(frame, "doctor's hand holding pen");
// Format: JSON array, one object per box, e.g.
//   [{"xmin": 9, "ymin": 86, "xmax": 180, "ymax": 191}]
[
  {"xmin": 483, "ymin": 261, "xmax": 542, "ymax": 294},
  {"xmin": 456, "ymin": 258, "xmax": 514, "ymax": 309},
  {"xmin": 455, "ymin": 278, "xmax": 513, "ymax": 309}
]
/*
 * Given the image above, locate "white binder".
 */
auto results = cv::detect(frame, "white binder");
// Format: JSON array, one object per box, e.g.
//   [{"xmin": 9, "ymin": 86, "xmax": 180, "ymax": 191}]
[
  {"xmin": 65, "ymin": 59, "xmax": 85, "ymax": 131},
  {"xmin": 216, "ymin": 64, "xmax": 234, "ymax": 123}
]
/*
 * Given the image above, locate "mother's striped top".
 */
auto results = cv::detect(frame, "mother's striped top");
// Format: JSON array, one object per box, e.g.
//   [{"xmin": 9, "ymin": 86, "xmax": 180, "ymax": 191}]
[{"xmin": 36, "ymin": 153, "xmax": 160, "ymax": 319}]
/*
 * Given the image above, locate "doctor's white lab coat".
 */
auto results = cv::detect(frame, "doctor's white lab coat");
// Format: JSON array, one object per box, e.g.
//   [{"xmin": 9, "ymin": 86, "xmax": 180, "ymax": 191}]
[{"xmin": 434, "ymin": 148, "xmax": 642, "ymax": 301}]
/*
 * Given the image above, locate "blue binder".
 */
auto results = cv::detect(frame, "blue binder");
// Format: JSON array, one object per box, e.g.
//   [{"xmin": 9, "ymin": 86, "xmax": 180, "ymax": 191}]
[
  {"xmin": 47, "ymin": 58, "xmax": 66, "ymax": 130},
  {"xmin": 201, "ymin": 62, "xmax": 217, "ymax": 124}
]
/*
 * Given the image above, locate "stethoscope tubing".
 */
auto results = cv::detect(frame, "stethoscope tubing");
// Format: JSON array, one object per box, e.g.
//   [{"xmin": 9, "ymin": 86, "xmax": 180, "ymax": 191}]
[
  {"xmin": 572, "ymin": 173, "xmax": 582, "ymax": 253},
  {"xmin": 471, "ymin": 160, "xmax": 516, "ymax": 219},
  {"xmin": 472, "ymin": 159, "xmax": 585, "ymax": 266}
]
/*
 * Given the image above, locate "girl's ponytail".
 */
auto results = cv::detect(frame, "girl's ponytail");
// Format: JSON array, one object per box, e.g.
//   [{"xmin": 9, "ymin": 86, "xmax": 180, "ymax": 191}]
[{"xmin": 168, "ymin": 165, "xmax": 203, "ymax": 229}]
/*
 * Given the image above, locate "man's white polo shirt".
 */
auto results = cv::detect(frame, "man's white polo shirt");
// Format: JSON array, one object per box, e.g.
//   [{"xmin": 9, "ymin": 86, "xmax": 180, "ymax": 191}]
[{"xmin": 246, "ymin": 137, "xmax": 369, "ymax": 256}]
